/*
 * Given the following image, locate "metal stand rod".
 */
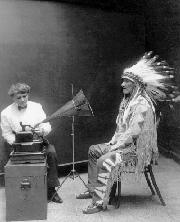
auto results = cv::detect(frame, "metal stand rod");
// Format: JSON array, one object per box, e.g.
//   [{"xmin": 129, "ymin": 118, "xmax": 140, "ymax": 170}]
[{"xmin": 72, "ymin": 115, "xmax": 75, "ymax": 177}]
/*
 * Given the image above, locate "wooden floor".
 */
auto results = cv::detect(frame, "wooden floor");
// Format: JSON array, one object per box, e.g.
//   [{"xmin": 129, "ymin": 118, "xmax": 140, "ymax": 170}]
[{"xmin": 0, "ymin": 155, "xmax": 180, "ymax": 222}]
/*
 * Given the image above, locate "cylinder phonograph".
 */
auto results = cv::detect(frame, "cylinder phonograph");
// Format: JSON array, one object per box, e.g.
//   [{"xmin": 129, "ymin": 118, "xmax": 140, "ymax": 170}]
[{"xmin": 10, "ymin": 122, "xmax": 48, "ymax": 164}]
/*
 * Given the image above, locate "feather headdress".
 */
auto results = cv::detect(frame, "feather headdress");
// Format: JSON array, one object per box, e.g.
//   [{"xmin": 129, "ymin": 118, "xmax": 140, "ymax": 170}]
[{"xmin": 122, "ymin": 51, "xmax": 178, "ymax": 103}]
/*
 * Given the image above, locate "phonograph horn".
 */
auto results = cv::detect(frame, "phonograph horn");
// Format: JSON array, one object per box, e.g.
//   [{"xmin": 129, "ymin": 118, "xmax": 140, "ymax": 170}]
[{"xmin": 34, "ymin": 90, "xmax": 94, "ymax": 127}]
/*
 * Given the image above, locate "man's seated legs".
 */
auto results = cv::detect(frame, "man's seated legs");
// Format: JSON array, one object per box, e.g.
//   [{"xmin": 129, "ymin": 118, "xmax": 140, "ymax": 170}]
[
  {"xmin": 83, "ymin": 150, "xmax": 120, "ymax": 214},
  {"xmin": 46, "ymin": 144, "xmax": 63, "ymax": 203},
  {"xmin": 76, "ymin": 143, "xmax": 110, "ymax": 199}
]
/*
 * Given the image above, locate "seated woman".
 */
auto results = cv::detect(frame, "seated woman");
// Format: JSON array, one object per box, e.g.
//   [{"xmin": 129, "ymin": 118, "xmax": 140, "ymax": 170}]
[{"xmin": 1, "ymin": 82, "xmax": 63, "ymax": 203}]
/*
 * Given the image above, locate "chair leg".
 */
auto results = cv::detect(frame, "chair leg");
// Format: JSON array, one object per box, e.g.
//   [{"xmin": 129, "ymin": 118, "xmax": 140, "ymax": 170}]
[
  {"xmin": 115, "ymin": 180, "xmax": 121, "ymax": 209},
  {"xmin": 144, "ymin": 169, "xmax": 155, "ymax": 195},
  {"xmin": 109, "ymin": 182, "xmax": 117, "ymax": 205},
  {"xmin": 148, "ymin": 165, "xmax": 166, "ymax": 206}
]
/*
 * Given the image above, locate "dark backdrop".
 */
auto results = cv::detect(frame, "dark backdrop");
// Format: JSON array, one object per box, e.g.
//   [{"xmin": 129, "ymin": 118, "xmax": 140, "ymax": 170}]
[
  {"xmin": 144, "ymin": 0, "xmax": 180, "ymax": 160},
  {"xmin": 0, "ymin": 0, "xmax": 145, "ymax": 169}
]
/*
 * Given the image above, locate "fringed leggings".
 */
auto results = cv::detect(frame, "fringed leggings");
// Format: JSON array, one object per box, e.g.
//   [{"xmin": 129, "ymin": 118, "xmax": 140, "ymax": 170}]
[{"xmin": 88, "ymin": 144, "xmax": 136, "ymax": 208}]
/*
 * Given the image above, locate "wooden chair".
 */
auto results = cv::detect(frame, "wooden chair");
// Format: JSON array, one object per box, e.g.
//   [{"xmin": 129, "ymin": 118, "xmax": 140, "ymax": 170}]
[{"xmin": 109, "ymin": 164, "xmax": 166, "ymax": 208}]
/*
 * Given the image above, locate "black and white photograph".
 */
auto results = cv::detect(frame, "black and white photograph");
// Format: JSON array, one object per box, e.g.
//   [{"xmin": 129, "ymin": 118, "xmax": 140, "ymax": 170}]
[{"xmin": 0, "ymin": 0, "xmax": 180, "ymax": 221}]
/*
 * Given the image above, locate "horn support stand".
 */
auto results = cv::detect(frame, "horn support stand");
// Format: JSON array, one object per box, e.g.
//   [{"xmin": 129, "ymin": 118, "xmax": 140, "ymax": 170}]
[
  {"xmin": 52, "ymin": 84, "xmax": 88, "ymax": 198},
  {"xmin": 56, "ymin": 115, "xmax": 88, "ymax": 190}
]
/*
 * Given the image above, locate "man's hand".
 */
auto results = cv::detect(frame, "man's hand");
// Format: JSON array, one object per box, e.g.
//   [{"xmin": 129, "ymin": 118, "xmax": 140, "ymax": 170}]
[
  {"xmin": 110, "ymin": 144, "xmax": 124, "ymax": 152},
  {"xmin": 105, "ymin": 142, "xmax": 112, "ymax": 145},
  {"xmin": 105, "ymin": 140, "xmax": 117, "ymax": 146}
]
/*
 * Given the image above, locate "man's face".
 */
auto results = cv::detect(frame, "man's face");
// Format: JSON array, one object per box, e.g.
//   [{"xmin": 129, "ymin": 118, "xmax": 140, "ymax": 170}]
[
  {"xmin": 13, "ymin": 93, "xmax": 28, "ymax": 108},
  {"xmin": 121, "ymin": 78, "xmax": 135, "ymax": 95}
]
